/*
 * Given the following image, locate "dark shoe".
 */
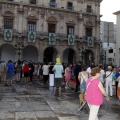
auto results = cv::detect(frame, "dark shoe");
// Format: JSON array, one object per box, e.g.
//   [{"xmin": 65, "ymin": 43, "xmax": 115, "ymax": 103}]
[
  {"xmin": 4, "ymin": 84, "xmax": 8, "ymax": 87},
  {"xmin": 74, "ymin": 90, "xmax": 78, "ymax": 92}
]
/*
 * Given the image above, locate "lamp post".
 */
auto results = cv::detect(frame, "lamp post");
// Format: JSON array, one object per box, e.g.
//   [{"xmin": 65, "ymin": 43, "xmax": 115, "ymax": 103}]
[
  {"xmin": 15, "ymin": 33, "xmax": 25, "ymax": 60},
  {"xmin": 79, "ymin": 47, "xmax": 86, "ymax": 64}
]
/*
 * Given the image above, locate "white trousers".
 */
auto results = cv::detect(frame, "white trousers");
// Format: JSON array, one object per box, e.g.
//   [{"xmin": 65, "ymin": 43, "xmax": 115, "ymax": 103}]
[
  {"xmin": 88, "ymin": 103, "xmax": 100, "ymax": 120},
  {"xmin": 106, "ymin": 81, "xmax": 113, "ymax": 96},
  {"xmin": 49, "ymin": 74, "xmax": 54, "ymax": 86}
]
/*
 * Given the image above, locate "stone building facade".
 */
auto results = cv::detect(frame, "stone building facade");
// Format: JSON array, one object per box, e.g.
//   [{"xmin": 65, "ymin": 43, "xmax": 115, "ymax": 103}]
[
  {"xmin": 114, "ymin": 10, "xmax": 120, "ymax": 66},
  {"xmin": 100, "ymin": 21, "xmax": 116, "ymax": 65},
  {"xmin": 0, "ymin": 0, "xmax": 102, "ymax": 65}
]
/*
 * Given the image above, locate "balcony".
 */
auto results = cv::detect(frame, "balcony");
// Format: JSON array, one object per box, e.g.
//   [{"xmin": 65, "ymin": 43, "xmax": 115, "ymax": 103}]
[
  {"xmin": 0, "ymin": 28, "xmax": 19, "ymax": 35},
  {"xmin": 23, "ymin": 30, "xmax": 68, "ymax": 39},
  {"xmin": 49, "ymin": 2, "xmax": 57, "ymax": 7}
]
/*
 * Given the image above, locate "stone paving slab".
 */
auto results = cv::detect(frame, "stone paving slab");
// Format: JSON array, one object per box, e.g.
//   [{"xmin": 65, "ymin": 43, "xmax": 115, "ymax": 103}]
[
  {"xmin": 0, "ymin": 81, "xmax": 119, "ymax": 120},
  {"xmin": 0, "ymin": 112, "xmax": 15, "ymax": 120},
  {"xmin": 15, "ymin": 112, "xmax": 36, "ymax": 120},
  {"xmin": 35, "ymin": 111, "xmax": 57, "ymax": 118},
  {"xmin": 58, "ymin": 116, "xmax": 80, "ymax": 120}
]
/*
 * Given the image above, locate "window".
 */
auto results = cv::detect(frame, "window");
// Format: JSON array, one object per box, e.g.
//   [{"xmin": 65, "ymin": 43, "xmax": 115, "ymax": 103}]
[
  {"xmin": 4, "ymin": 18, "xmax": 13, "ymax": 29},
  {"xmin": 30, "ymin": 0, "xmax": 36, "ymax": 4},
  {"xmin": 49, "ymin": 0, "xmax": 56, "ymax": 7},
  {"xmin": 87, "ymin": 5, "xmax": 92, "ymax": 13},
  {"xmin": 48, "ymin": 24, "xmax": 55, "ymax": 33},
  {"xmin": 67, "ymin": 26, "xmax": 74, "ymax": 35},
  {"xmin": 109, "ymin": 49, "xmax": 113, "ymax": 53},
  {"xmin": 86, "ymin": 28, "xmax": 92, "ymax": 37},
  {"xmin": 7, "ymin": 0, "xmax": 13, "ymax": 1},
  {"xmin": 28, "ymin": 21, "xmax": 36, "ymax": 31},
  {"xmin": 67, "ymin": 2, "xmax": 73, "ymax": 10}
]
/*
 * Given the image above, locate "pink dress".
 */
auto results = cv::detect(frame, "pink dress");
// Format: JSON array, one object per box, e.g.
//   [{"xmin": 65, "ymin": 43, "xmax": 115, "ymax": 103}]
[{"xmin": 65, "ymin": 68, "xmax": 71, "ymax": 81}]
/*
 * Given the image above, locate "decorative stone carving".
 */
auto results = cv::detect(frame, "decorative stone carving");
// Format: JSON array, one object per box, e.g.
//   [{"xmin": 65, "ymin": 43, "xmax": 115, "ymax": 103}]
[
  {"xmin": 47, "ymin": 16, "xmax": 57, "ymax": 23},
  {"xmin": 77, "ymin": 14, "xmax": 83, "ymax": 20},
  {"xmin": 18, "ymin": 5, "xmax": 24, "ymax": 14},
  {"xmin": 59, "ymin": 12, "xmax": 64, "ymax": 19}
]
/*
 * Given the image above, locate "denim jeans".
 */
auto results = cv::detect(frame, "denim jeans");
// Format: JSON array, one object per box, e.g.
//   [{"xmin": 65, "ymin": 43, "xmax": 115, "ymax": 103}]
[{"xmin": 88, "ymin": 103, "xmax": 100, "ymax": 120}]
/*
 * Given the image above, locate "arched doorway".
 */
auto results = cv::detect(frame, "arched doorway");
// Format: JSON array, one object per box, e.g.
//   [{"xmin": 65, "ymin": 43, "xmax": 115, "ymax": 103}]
[
  {"xmin": 63, "ymin": 48, "xmax": 76, "ymax": 63},
  {"xmin": 23, "ymin": 45, "xmax": 38, "ymax": 62},
  {"xmin": 0, "ymin": 44, "xmax": 15, "ymax": 62},
  {"xmin": 44, "ymin": 47, "xmax": 57, "ymax": 63},
  {"xmin": 85, "ymin": 50, "xmax": 94, "ymax": 65}
]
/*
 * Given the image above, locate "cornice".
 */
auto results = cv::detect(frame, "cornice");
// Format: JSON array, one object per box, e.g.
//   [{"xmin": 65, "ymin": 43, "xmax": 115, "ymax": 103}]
[{"xmin": 0, "ymin": 1, "xmax": 98, "ymax": 16}]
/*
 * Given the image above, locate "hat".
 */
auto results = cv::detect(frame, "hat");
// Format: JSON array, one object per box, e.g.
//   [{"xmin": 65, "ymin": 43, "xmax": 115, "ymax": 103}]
[
  {"xmin": 108, "ymin": 66, "xmax": 112, "ymax": 69},
  {"xmin": 56, "ymin": 57, "xmax": 61, "ymax": 65}
]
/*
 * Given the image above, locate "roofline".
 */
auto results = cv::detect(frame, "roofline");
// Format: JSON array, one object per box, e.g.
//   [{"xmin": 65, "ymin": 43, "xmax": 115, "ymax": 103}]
[{"xmin": 113, "ymin": 10, "xmax": 120, "ymax": 15}]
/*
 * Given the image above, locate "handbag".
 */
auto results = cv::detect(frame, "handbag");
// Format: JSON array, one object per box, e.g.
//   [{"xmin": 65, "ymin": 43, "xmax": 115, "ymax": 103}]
[
  {"xmin": 112, "ymin": 80, "xmax": 115, "ymax": 86},
  {"xmin": 104, "ymin": 72, "xmax": 112, "ymax": 85}
]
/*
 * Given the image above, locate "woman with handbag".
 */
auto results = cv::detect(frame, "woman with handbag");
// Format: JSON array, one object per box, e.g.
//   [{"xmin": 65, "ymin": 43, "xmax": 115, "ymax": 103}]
[
  {"xmin": 86, "ymin": 67, "xmax": 109, "ymax": 120},
  {"xmin": 78, "ymin": 65, "xmax": 89, "ymax": 106}
]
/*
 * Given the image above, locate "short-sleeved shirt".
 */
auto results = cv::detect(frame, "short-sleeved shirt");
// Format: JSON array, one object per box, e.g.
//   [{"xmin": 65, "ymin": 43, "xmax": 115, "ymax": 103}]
[
  {"xmin": 99, "ymin": 69, "xmax": 105, "ymax": 83},
  {"xmin": 7, "ymin": 63, "xmax": 14, "ymax": 75},
  {"xmin": 49, "ymin": 65, "xmax": 54, "ymax": 74},
  {"xmin": 43, "ymin": 65, "xmax": 49, "ymax": 75},
  {"xmin": 53, "ymin": 65, "xmax": 63, "ymax": 78}
]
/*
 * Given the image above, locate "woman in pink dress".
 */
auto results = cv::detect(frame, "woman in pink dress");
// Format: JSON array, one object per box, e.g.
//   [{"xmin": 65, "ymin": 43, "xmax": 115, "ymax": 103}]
[{"xmin": 65, "ymin": 64, "xmax": 71, "ymax": 89}]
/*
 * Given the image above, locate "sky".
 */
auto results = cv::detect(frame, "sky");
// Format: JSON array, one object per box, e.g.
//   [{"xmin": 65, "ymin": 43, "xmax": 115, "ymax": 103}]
[{"xmin": 100, "ymin": 0, "xmax": 120, "ymax": 24}]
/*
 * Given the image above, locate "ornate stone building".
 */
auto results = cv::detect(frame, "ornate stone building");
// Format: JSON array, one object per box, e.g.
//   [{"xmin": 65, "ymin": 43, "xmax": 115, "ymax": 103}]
[{"xmin": 0, "ymin": 0, "xmax": 102, "ymax": 65}]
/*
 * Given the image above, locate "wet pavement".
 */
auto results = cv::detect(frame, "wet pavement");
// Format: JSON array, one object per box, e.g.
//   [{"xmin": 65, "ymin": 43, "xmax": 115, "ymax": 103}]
[{"xmin": 0, "ymin": 80, "xmax": 120, "ymax": 120}]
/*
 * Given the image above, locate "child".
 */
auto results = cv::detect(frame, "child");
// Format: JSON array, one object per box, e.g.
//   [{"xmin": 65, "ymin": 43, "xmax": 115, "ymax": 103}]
[{"xmin": 56, "ymin": 54, "xmax": 61, "ymax": 65}]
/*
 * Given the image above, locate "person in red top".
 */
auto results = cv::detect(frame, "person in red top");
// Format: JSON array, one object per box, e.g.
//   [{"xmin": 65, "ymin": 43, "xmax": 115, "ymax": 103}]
[{"xmin": 23, "ymin": 62, "xmax": 29, "ymax": 83}]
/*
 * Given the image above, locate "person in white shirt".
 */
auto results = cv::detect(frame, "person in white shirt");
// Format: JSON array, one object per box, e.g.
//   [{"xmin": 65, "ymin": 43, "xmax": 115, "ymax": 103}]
[
  {"xmin": 42, "ymin": 62, "xmax": 49, "ymax": 85},
  {"xmin": 99, "ymin": 64, "xmax": 105, "ymax": 84},
  {"xmin": 86, "ymin": 65, "xmax": 91, "ymax": 74},
  {"xmin": 105, "ymin": 66, "xmax": 113, "ymax": 97}
]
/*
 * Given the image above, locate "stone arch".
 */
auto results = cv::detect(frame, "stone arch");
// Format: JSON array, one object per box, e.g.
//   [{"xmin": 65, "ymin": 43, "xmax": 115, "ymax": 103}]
[
  {"xmin": 3, "ymin": 11, "xmax": 15, "ymax": 17},
  {"xmin": 85, "ymin": 49, "xmax": 94, "ymax": 65},
  {"xmin": 23, "ymin": 45, "xmax": 38, "ymax": 62},
  {"xmin": 0, "ymin": 44, "xmax": 15, "ymax": 62},
  {"xmin": 85, "ymin": 21, "xmax": 93, "ymax": 27},
  {"xmin": 44, "ymin": 47, "xmax": 58, "ymax": 63},
  {"xmin": 63, "ymin": 47, "xmax": 77, "ymax": 63}
]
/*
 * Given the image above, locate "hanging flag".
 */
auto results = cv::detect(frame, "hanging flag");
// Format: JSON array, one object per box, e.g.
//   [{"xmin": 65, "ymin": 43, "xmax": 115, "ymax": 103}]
[
  {"xmin": 87, "ymin": 37, "xmax": 94, "ymax": 47},
  {"xmin": 4, "ymin": 29, "xmax": 12, "ymax": 41},
  {"xmin": 49, "ymin": 33, "xmax": 56, "ymax": 45},
  {"xmin": 68, "ymin": 34, "xmax": 74, "ymax": 45},
  {"xmin": 28, "ymin": 31, "xmax": 36, "ymax": 42}
]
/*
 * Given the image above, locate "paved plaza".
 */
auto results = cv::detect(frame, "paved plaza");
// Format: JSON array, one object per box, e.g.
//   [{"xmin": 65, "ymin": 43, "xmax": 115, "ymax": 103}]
[{"xmin": 0, "ymin": 80, "xmax": 119, "ymax": 120}]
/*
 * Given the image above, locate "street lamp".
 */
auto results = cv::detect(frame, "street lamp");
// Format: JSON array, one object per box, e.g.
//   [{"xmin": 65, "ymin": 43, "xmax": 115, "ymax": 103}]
[
  {"xmin": 15, "ymin": 33, "xmax": 25, "ymax": 60},
  {"xmin": 79, "ymin": 47, "xmax": 86, "ymax": 64}
]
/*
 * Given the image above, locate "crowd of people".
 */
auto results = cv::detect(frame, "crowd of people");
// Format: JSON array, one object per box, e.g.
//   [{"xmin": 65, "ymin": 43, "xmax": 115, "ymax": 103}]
[{"xmin": 0, "ymin": 56, "xmax": 120, "ymax": 120}]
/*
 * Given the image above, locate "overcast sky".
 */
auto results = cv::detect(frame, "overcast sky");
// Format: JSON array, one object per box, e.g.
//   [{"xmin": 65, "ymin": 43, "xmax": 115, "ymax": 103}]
[{"xmin": 100, "ymin": 0, "xmax": 120, "ymax": 24}]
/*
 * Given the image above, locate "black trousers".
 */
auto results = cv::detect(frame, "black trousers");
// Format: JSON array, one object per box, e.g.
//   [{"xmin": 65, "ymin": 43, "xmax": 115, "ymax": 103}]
[
  {"xmin": 116, "ymin": 81, "xmax": 118, "ymax": 97},
  {"xmin": 43, "ymin": 75, "xmax": 49, "ymax": 84},
  {"xmin": 29, "ymin": 72, "xmax": 33, "ymax": 81},
  {"xmin": 75, "ymin": 76, "xmax": 80, "ymax": 92}
]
